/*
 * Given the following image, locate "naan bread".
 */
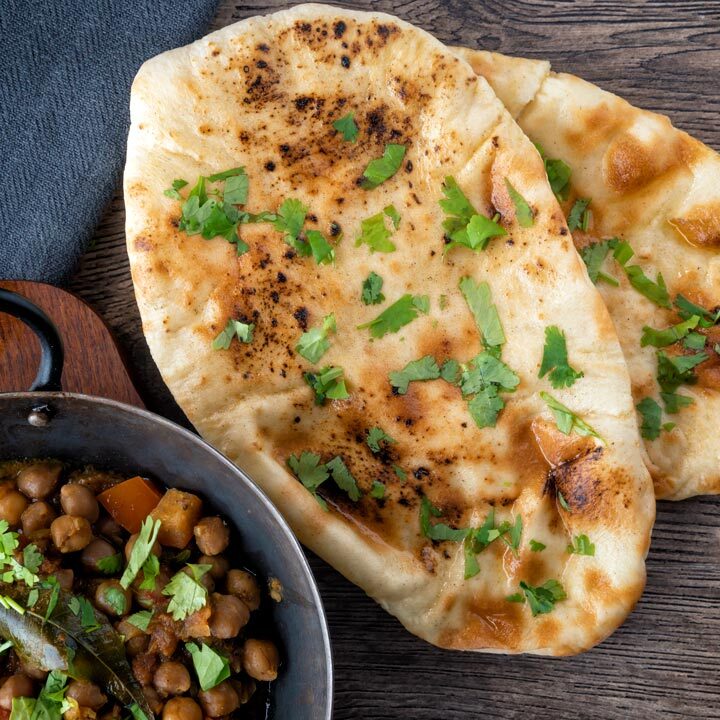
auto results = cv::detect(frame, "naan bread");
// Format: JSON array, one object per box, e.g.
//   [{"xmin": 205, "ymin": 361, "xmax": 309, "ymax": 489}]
[
  {"xmin": 455, "ymin": 48, "xmax": 720, "ymax": 500},
  {"xmin": 125, "ymin": 5, "xmax": 654, "ymax": 654}
]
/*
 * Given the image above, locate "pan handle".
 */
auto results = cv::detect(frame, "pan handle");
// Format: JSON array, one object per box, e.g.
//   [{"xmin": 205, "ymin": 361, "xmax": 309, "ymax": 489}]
[{"xmin": 0, "ymin": 288, "xmax": 64, "ymax": 392}]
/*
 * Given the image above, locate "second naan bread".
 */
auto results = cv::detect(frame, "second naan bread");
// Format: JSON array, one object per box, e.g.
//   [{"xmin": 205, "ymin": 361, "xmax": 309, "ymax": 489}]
[{"xmin": 456, "ymin": 48, "xmax": 720, "ymax": 500}]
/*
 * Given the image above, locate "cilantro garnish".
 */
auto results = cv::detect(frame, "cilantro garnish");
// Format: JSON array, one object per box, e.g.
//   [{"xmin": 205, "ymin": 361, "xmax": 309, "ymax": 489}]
[
  {"xmin": 361, "ymin": 144, "xmax": 406, "ymax": 189},
  {"xmin": 535, "ymin": 143, "xmax": 572, "ymax": 201},
  {"xmin": 439, "ymin": 177, "xmax": 506, "ymax": 253},
  {"xmin": 0, "ymin": 521, "xmax": 41, "ymax": 587},
  {"xmin": 139, "ymin": 554, "xmax": 160, "ymax": 591},
  {"xmin": 357, "ymin": 294, "xmax": 429, "ymax": 338},
  {"xmin": 163, "ymin": 564, "xmax": 211, "ymax": 621},
  {"xmin": 186, "ymin": 642, "xmax": 231, "ymax": 691},
  {"xmin": 656, "ymin": 350, "xmax": 708, "ymax": 412},
  {"xmin": 540, "ymin": 391, "xmax": 602, "ymax": 440},
  {"xmin": 287, "ymin": 451, "xmax": 329, "ymax": 509},
  {"xmin": 306, "ymin": 230, "xmax": 335, "ymax": 265},
  {"xmin": 212, "ymin": 319, "xmax": 254, "ymax": 350},
  {"xmin": 96, "ymin": 553, "xmax": 123, "ymax": 575},
  {"xmin": 529, "ymin": 539, "xmax": 546, "ymax": 552},
  {"xmin": 567, "ymin": 198, "xmax": 591, "ymax": 231},
  {"xmin": 103, "ymin": 585, "xmax": 128, "ymax": 615},
  {"xmin": 502, "ymin": 515, "xmax": 523, "ymax": 557},
  {"xmin": 440, "ymin": 358, "xmax": 460, "ymax": 383},
  {"xmin": 567, "ymin": 534, "xmax": 595, "ymax": 556},
  {"xmin": 370, "ymin": 481, "xmax": 386, "ymax": 499},
  {"xmin": 332, "ymin": 112, "xmax": 359, "ymax": 142},
  {"xmin": 463, "ymin": 508, "xmax": 514, "ymax": 578},
  {"xmin": 641, "ymin": 315, "xmax": 700, "ymax": 348},
  {"xmin": 612, "ymin": 240, "xmax": 671, "ymax": 308},
  {"xmin": 296, "ymin": 313, "xmax": 336, "ymax": 363},
  {"xmin": 355, "ymin": 212, "xmax": 397, "ymax": 253},
  {"xmin": 361, "ymin": 271, "xmax": 385, "ymax": 305},
  {"xmin": 516, "ymin": 579, "xmax": 567, "ymax": 616},
  {"xmin": 304, "ymin": 366, "xmax": 349, "ymax": 404},
  {"xmin": 120, "ymin": 517, "xmax": 161, "ymax": 589},
  {"xmin": 504, "ymin": 179, "xmax": 534, "ymax": 227},
  {"xmin": 274, "ymin": 198, "xmax": 308, "ymax": 252},
  {"xmin": 419, "ymin": 497, "xmax": 468, "ymax": 542},
  {"xmin": 557, "ymin": 491, "xmax": 571, "ymax": 513},
  {"xmin": 326, "ymin": 457, "xmax": 362, "ymax": 501},
  {"xmin": 675, "ymin": 294, "xmax": 720, "ymax": 326},
  {"xmin": 579, "ymin": 240, "xmax": 619, "ymax": 286},
  {"xmin": 164, "ymin": 178, "xmax": 188, "ymax": 200},
  {"xmin": 384, "ymin": 205, "xmax": 401, "ymax": 229},
  {"xmin": 367, "ymin": 427, "xmax": 395, "ymax": 453},
  {"xmin": 539, "ymin": 325, "xmax": 584, "ymax": 388},
  {"xmin": 636, "ymin": 397, "xmax": 675, "ymax": 440},
  {"xmin": 458, "ymin": 276, "xmax": 505, "ymax": 350},
  {"xmin": 684, "ymin": 332, "xmax": 707, "ymax": 351},
  {"xmin": 127, "ymin": 610, "xmax": 153, "ymax": 632},
  {"xmin": 69, "ymin": 595, "xmax": 100, "ymax": 632},
  {"xmin": 389, "ymin": 355, "xmax": 440, "ymax": 394},
  {"xmin": 393, "ymin": 465, "xmax": 407, "ymax": 482}
]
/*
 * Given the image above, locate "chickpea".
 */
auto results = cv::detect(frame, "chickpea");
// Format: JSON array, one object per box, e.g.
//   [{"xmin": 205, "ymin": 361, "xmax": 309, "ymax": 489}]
[
  {"xmin": 95, "ymin": 580, "xmax": 131, "ymax": 617},
  {"xmin": 0, "ymin": 490, "xmax": 28, "ymax": 527},
  {"xmin": 125, "ymin": 533, "xmax": 161, "ymax": 562},
  {"xmin": 193, "ymin": 517, "xmax": 229, "ymax": 556},
  {"xmin": 143, "ymin": 686, "xmax": 164, "ymax": 716},
  {"xmin": 21, "ymin": 501, "xmax": 56, "ymax": 535},
  {"xmin": 82, "ymin": 539, "xmax": 118, "ymax": 573},
  {"xmin": 16, "ymin": 462, "xmax": 61, "ymax": 499},
  {"xmin": 126, "ymin": 635, "xmax": 150, "ymax": 658},
  {"xmin": 96, "ymin": 516, "xmax": 123, "ymax": 545},
  {"xmin": 60, "ymin": 484, "xmax": 99, "ymax": 523},
  {"xmin": 153, "ymin": 662, "xmax": 191, "ymax": 697},
  {"xmin": 66, "ymin": 680, "xmax": 107, "ymax": 710},
  {"xmin": 242, "ymin": 639, "xmax": 279, "ymax": 681},
  {"xmin": 0, "ymin": 674, "xmax": 34, "ymax": 710},
  {"xmin": 199, "ymin": 554, "xmax": 229, "ymax": 580},
  {"xmin": 63, "ymin": 705, "xmax": 96, "ymax": 720},
  {"xmin": 198, "ymin": 681, "xmax": 239, "ymax": 717},
  {"xmin": 55, "ymin": 568, "xmax": 74, "ymax": 591},
  {"xmin": 19, "ymin": 662, "xmax": 47, "ymax": 681},
  {"xmin": 226, "ymin": 570, "xmax": 260, "ymax": 611},
  {"xmin": 209, "ymin": 594, "xmax": 249, "ymax": 639},
  {"xmin": 117, "ymin": 617, "xmax": 146, "ymax": 642},
  {"xmin": 50, "ymin": 515, "xmax": 92, "ymax": 552},
  {"xmin": 162, "ymin": 698, "xmax": 202, "ymax": 720}
]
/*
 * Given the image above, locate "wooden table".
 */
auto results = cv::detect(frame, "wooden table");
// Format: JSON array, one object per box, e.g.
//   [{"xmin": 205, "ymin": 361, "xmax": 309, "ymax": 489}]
[{"xmin": 68, "ymin": 2, "xmax": 720, "ymax": 717}]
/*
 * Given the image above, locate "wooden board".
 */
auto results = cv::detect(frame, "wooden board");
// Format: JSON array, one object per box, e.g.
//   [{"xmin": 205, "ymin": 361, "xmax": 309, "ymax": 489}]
[
  {"xmin": 67, "ymin": 2, "xmax": 720, "ymax": 718},
  {"xmin": 0, "ymin": 280, "xmax": 144, "ymax": 407}
]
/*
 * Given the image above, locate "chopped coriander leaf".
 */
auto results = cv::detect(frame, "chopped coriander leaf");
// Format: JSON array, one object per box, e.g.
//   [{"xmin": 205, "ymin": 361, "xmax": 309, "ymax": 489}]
[
  {"xmin": 355, "ymin": 212, "xmax": 396, "ymax": 253},
  {"xmin": 358, "ymin": 294, "xmax": 428, "ymax": 338},
  {"xmin": 361, "ymin": 144, "xmax": 406, "ymax": 189},
  {"xmin": 458, "ymin": 276, "xmax": 505, "ymax": 350},
  {"xmin": 222, "ymin": 171, "xmax": 249, "ymax": 205},
  {"xmin": 332, "ymin": 112, "xmax": 359, "ymax": 142},
  {"xmin": 661, "ymin": 391, "xmax": 694, "ymax": 414},
  {"xmin": 579, "ymin": 240, "xmax": 618, "ymax": 286},
  {"xmin": 529, "ymin": 540, "xmax": 546, "ymax": 552},
  {"xmin": 164, "ymin": 178, "xmax": 189, "ymax": 200},
  {"xmin": 186, "ymin": 642, "xmax": 231, "ymax": 691},
  {"xmin": 463, "ymin": 536, "xmax": 481, "ymax": 579},
  {"xmin": 207, "ymin": 167, "xmax": 246, "ymax": 182},
  {"xmin": 518, "ymin": 579, "xmax": 567, "ymax": 616},
  {"xmin": 139, "ymin": 554, "xmax": 160, "ymax": 591},
  {"xmin": 419, "ymin": 497, "xmax": 469, "ymax": 542},
  {"xmin": 163, "ymin": 564, "xmax": 211, "ymax": 621},
  {"xmin": 440, "ymin": 358, "xmax": 460, "ymax": 384},
  {"xmin": 0, "ymin": 640, "xmax": 12, "ymax": 655},
  {"xmin": 539, "ymin": 325, "xmax": 584, "ymax": 388},
  {"xmin": 384, "ymin": 204, "xmax": 401, "ymax": 229},
  {"xmin": 370, "ymin": 481, "xmax": 386, "ymax": 499},
  {"xmin": 656, "ymin": 350, "xmax": 707, "ymax": 412},
  {"xmin": 120, "ymin": 517, "xmax": 161, "ymax": 589},
  {"xmin": 304, "ymin": 366, "xmax": 349, "ymax": 405},
  {"xmin": 535, "ymin": 144, "xmax": 572, "ymax": 201},
  {"xmin": 96, "ymin": 552, "xmax": 123, "ymax": 575},
  {"xmin": 502, "ymin": 515, "xmax": 523, "ymax": 556},
  {"xmin": 636, "ymin": 397, "xmax": 666, "ymax": 440},
  {"xmin": 467, "ymin": 390, "xmax": 505, "ymax": 429},
  {"xmin": 459, "ymin": 353, "xmax": 519, "ymax": 396},
  {"xmin": 567, "ymin": 534, "xmax": 595, "ymax": 556},
  {"xmin": 367, "ymin": 427, "xmax": 396, "ymax": 453},
  {"xmin": 128, "ymin": 704, "xmax": 150, "ymax": 720},
  {"xmin": 540, "ymin": 392, "xmax": 602, "ymax": 440},
  {"xmin": 361, "ymin": 272, "xmax": 385, "ymax": 305},
  {"xmin": 506, "ymin": 592, "xmax": 525, "ymax": 603},
  {"xmin": 127, "ymin": 610, "xmax": 153, "ymax": 632},
  {"xmin": 274, "ymin": 198, "xmax": 308, "ymax": 252},
  {"xmin": 296, "ymin": 313, "xmax": 337, "ymax": 363},
  {"xmin": 611, "ymin": 240, "xmax": 671, "ymax": 308},
  {"xmin": 389, "ymin": 355, "xmax": 440, "ymax": 394},
  {"xmin": 326, "ymin": 457, "xmax": 362, "ymax": 501},
  {"xmin": 567, "ymin": 198, "xmax": 591, "ymax": 231},
  {"xmin": 675, "ymin": 294, "xmax": 720, "ymax": 326},
  {"xmin": 439, "ymin": 177, "xmax": 506, "ymax": 253},
  {"xmin": 305, "ymin": 230, "xmax": 335, "ymax": 265},
  {"xmin": 641, "ymin": 315, "xmax": 700, "ymax": 347},
  {"xmin": 103, "ymin": 585, "xmax": 128, "ymax": 615},
  {"xmin": 212, "ymin": 319, "xmax": 254, "ymax": 350},
  {"xmin": 683, "ymin": 332, "xmax": 707, "ymax": 351},
  {"xmin": 288, "ymin": 451, "xmax": 329, "ymax": 509},
  {"xmin": 69, "ymin": 595, "xmax": 100, "ymax": 632},
  {"xmin": 393, "ymin": 465, "xmax": 407, "ymax": 482},
  {"xmin": 504, "ymin": 179, "xmax": 534, "ymax": 227},
  {"xmin": 557, "ymin": 491, "xmax": 570, "ymax": 512}
]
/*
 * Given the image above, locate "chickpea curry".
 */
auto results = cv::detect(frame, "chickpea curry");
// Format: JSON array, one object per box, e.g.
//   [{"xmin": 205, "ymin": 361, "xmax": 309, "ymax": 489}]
[{"xmin": 0, "ymin": 460, "xmax": 280, "ymax": 720}]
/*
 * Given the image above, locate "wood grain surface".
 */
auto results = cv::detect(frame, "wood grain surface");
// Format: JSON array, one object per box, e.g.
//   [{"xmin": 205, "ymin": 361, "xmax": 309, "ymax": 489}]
[{"xmin": 67, "ymin": 2, "xmax": 720, "ymax": 718}]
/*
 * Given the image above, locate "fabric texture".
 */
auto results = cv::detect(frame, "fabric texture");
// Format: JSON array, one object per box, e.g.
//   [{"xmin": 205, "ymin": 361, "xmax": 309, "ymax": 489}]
[{"xmin": 0, "ymin": 0, "xmax": 218, "ymax": 284}]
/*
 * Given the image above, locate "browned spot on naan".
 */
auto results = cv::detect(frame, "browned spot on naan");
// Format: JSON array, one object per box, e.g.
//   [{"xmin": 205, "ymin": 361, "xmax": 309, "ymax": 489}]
[{"xmin": 669, "ymin": 202, "xmax": 720, "ymax": 248}]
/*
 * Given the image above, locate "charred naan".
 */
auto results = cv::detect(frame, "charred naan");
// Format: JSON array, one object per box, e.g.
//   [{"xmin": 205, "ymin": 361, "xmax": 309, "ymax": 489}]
[
  {"xmin": 456, "ymin": 48, "xmax": 720, "ymax": 500},
  {"xmin": 125, "ymin": 5, "xmax": 654, "ymax": 654}
]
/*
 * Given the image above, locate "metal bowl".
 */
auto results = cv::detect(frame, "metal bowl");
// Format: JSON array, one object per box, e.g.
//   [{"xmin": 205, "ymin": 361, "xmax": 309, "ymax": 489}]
[{"xmin": 0, "ymin": 289, "xmax": 333, "ymax": 720}]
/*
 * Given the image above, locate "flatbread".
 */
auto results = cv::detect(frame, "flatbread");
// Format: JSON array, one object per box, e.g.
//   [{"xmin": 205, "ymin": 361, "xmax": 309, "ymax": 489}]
[
  {"xmin": 455, "ymin": 48, "xmax": 720, "ymax": 500},
  {"xmin": 125, "ymin": 5, "xmax": 654, "ymax": 654}
]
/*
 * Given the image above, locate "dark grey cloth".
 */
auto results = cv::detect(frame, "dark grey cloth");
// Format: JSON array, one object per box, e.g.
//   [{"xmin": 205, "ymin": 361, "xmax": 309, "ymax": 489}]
[{"xmin": 1, "ymin": 0, "xmax": 218, "ymax": 284}]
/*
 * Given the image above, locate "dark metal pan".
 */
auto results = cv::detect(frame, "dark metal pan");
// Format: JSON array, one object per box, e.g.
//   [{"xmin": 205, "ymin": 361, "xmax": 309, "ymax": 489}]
[{"xmin": 0, "ymin": 288, "xmax": 333, "ymax": 720}]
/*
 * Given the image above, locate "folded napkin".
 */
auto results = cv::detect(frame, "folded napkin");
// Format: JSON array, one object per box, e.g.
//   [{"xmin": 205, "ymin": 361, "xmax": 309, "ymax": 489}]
[{"xmin": 0, "ymin": 0, "xmax": 218, "ymax": 283}]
